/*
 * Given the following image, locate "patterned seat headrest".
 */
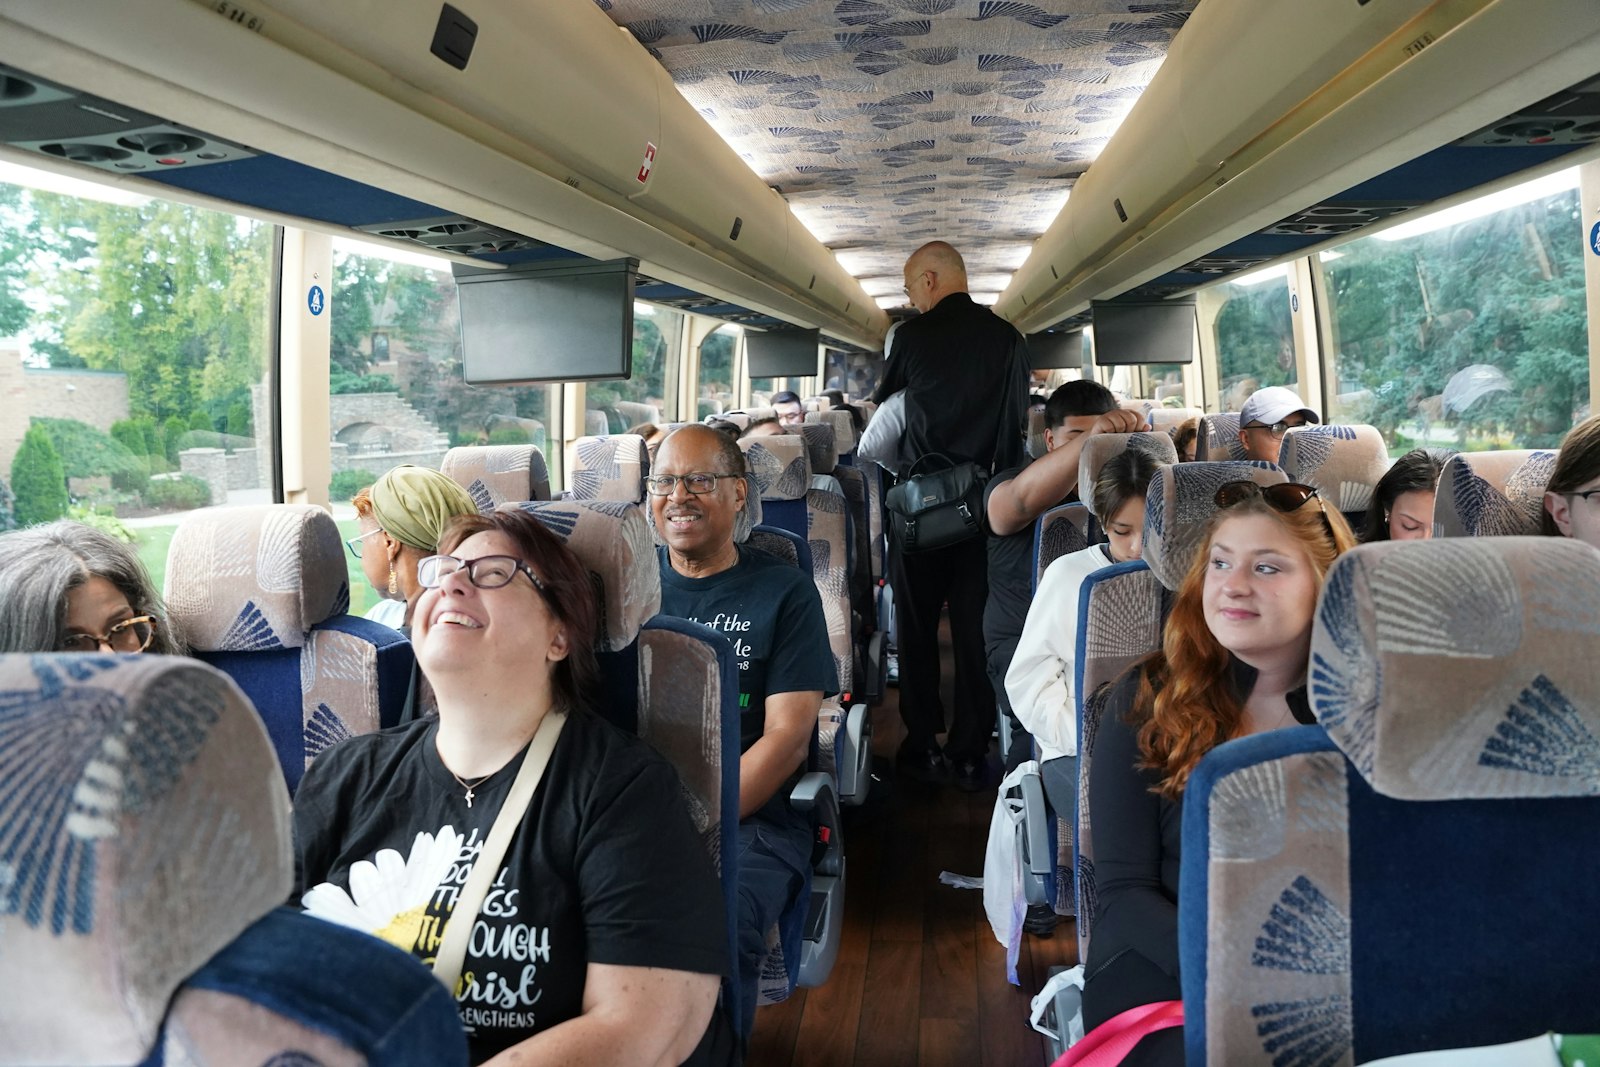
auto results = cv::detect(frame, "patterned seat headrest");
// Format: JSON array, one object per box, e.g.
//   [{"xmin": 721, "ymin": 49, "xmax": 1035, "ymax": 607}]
[
  {"xmin": 807, "ymin": 409, "xmax": 856, "ymax": 453},
  {"xmin": 744, "ymin": 407, "xmax": 777, "ymax": 423},
  {"xmin": 0, "ymin": 654, "xmax": 290, "ymax": 1064},
  {"xmin": 719, "ymin": 412, "xmax": 752, "ymax": 431},
  {"xmin": 442, "ymin": 445, "xmax": 551, "ymax": 511},
  {"xmin": 510, "ymin": 501, "xmax": 661, "ymax": 652},
  {"xmin": 1025, "ymin": 406, "xmax": 1046, "ymax": 460},
  {"xmin": 570, "ymin": 434, "xmax": 649, "ymax": 504},
  {"xmin": 1435, "ymin": 450, "xmax": 1558, "ymax": 537},
  {"xmin": 740, "ymin": 436, "xmax": 813, "ymax": 502},
  {"xmin": 797, "ymin": 422, "xmax": 838, "ymax": 474},
  {"xmin": 1196, "ymin": 413, "xmax": 1246, "ymax": 461},
  {"xmin": 166, "ymin": 505, "xmax": 349, "ymax": 652},
  {"xmin": 1077, "ymin": 432, "xmax": 1178, "ymax": 517},
  {"xmin": 1311, "ymin": 537, "xmax": 1600, "ymax": 799},
  {"xmin": 1147, "ymin": 406, "xmax": 1202, "ymax": 432},
  {"xmin": 1143, "ymin": 461, "xmax": 1286, "ymax": 591},
  {"xmin": 1277, "ymin": 425, "xmax": 1389, "ymax": 514}
]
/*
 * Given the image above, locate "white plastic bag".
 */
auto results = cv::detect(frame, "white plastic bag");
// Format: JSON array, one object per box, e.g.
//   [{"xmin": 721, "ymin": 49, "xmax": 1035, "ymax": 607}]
[
  {"xmin": 1029, "ymin": 964, "xmax": 1086, "ymax": 1048},
  {"xmin": 983, "ymin": 759, "xmax": 1039, "ymax": 985}
]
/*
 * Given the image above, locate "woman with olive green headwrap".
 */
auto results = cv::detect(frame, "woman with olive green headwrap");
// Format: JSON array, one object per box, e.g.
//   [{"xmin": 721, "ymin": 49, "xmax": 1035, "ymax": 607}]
[{"xmin": 349, "ymin": 465, "xmax": 478, "ymax": 630}]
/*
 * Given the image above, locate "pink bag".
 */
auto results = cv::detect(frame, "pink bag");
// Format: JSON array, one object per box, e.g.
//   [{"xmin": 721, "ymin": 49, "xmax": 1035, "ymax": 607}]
[{"xmin": 1049, "ymin": 999, "xmax": 1184, "ymax": 1067}]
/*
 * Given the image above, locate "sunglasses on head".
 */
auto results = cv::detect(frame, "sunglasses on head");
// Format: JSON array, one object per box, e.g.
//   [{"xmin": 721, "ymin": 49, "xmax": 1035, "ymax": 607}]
[{"xmin": 1213, "ymin": 480, "xmax": 1321, "ymax": 513}]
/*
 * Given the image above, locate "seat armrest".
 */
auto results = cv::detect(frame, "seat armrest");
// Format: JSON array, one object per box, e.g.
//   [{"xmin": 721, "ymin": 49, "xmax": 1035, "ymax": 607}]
[
  {"xmin": 791, "ymin": 771, "xmax": 843, "ymax": 877},
  {"xmin": 1020, "ymin": 767, "xmax": 1051, "ymax": 879}
]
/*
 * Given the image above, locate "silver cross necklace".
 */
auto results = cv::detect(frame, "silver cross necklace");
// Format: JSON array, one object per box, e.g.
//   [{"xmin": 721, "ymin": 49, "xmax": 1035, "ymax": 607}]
[{"xmin": 448, "ymin": 769, "xmax": 492, "ymax": 808}]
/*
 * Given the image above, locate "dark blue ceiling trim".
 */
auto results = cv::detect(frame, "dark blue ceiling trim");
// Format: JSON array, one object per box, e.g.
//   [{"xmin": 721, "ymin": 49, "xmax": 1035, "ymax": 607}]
[{"xmin": 141, "ymin": 154, "xmax": 443, "ymax": 226}]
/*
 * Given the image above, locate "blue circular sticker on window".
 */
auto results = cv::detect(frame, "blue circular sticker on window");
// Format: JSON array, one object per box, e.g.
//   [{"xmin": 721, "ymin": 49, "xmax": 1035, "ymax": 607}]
[
  {"xmin": 307, "ymin": 285, "xmax": 325, "ymax": 316},
  {"xmin": 1590, "ymin": 221, "xmax": 1600, "ymax": 257}
]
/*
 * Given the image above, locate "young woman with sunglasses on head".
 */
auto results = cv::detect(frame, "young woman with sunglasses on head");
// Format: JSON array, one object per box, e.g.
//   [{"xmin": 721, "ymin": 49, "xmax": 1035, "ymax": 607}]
[
  {"xmin": 295, "ymin": 508, "xmax": 737, "ymax": 1067},
  {"xmin": 1081, "ymin": 480, "xmax": 1357, "ymax": 1067},
  {"xmin": 0, "ymin": 520, "xmax": 185, "ymax": 655}
]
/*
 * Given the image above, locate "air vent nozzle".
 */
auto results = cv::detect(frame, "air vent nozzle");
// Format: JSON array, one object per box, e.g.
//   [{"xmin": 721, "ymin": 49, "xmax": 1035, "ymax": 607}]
[{"xmin": 357, "ymin": 215, "xmax": 548, "ymax": 257}]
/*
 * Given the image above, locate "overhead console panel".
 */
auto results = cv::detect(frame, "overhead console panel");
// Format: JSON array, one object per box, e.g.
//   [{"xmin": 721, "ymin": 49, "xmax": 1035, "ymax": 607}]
[
  {"xmin": 998, "ymin": 0, "xmax": 1600, "ymax": 333},
  {"xmin": 0, "ymin": 0, "xmax": 886, "ymax": 348}
]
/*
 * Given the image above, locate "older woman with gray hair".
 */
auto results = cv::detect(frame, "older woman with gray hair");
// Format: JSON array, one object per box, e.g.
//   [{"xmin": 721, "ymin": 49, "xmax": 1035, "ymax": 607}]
[{"xmin": 0, "ymin": 520, "xmax": 186, "ymax": 655}]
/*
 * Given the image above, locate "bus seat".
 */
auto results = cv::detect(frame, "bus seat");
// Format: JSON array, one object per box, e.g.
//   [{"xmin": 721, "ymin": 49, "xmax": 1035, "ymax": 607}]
[
  {"xmin": 1278, "ymin": 423, "xmax": 1390, "ymax": 521},
  {"xmin": 613, "ymin": 399, "xmax": 659, "ymax": 427},
  {"xmin": 1026, "ymin": 405, "xmax": 1047, "ymax": 459},
  {"xmin": 0, "ymin": 653, "xmax": 465, "ymax": 1067},
  {"xmin": 720, "ymin": 411, "xmax": 753, "ymax": 431},
  {"xmin": 1077, "ymin": 431, "xmax": 1179, "ymax": 531},
  {"xmin": 740, "ymin": 435, "xmax": 810, "ymax": 538},
  {"xmin": 1147, "ymin": 405, "xmax": 1203, "ymax": 432},
  {"xmin": 806, "ymin": 408, "xmax": 857, "ymax": 455},
  {"xmin": 1031, "ymin": 502, "xmax": 1091, "ymax": 594},
  {"xmin": 442, "ymin": 443, "xmax": 552, "ymax": 510},
  {"xmin": 570, "ymin": 432, "xmax": 649, "ymax": 503},
  {"xmin": 1070, "ymin": 461, "xmax": 1286, "ymax": 956},
  {"xmin": 797, "ymin": 421, "xmax": 839, "ymax": 477},
  {"xmin": 636, "ymin": 615, "xmax": 744, "ymax": 1035},
  {"xmin": 584, "ymin": 409, "xmax": 610, "ymax": 436},
  {"xmin": 511, "ymin": 499, "xmax": 660, "ymax": 733},
  {"xmin": 1196, "ymin": 413, "xmax": 1247, "ymax": 461},
  {"xmin": 165, "ymin": 504, "xmax": 413, "ymax": 795},
  {"xmin": 1154, "ymin": 384, "xmax": 1186, "ymax": 403},
  {"xmin": 1434, "ymin": 449, "xmax": 1558, "ymax": 537},
  {"xmin": 748, "ymin": 522, "xmax": 814, "ymax": 573},
  {"xmin": 1182, "ymin": 536, "xmax": 1600, "ymax": 1066}
]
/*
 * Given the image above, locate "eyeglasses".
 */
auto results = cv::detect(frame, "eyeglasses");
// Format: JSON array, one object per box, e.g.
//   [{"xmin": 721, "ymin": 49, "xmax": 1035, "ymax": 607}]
[
  {"xmin": 346, "ymin": 527, "xmax": 384, "ymax": 559},
  {"xmin": 645, "ymin": 472, "xmax": 740, "ymax": 496},
  {"xmin": 60, "ymin": 616, "xmax": 157, "ymax": 654},
  {"xmin": 417, "ymin": 554, "xmax": 548, "ymax": 595},
  {"xmin": 1565, "ymin": 489, "xmax": 1600, "ymax": 503},
  {"xmin": 1241, "ymin": 419, "xmax": 1305, "ymax": 438}
]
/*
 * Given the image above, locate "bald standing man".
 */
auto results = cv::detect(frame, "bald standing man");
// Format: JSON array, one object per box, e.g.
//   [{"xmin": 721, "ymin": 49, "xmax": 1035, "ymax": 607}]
[{"xmin": 873, "ymin": 241, "xmax": 1030, "ymax": 791}]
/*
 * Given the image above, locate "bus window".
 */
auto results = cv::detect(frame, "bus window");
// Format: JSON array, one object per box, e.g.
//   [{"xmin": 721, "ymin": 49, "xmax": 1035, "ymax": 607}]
[
  {"xmin": 585, "ymin": 301, "xmax": 679, "ymax": 436},
  {"xmin": 698, "ymin": 324, "xmax": 737, "ymax": 419},
  {"xmin": 1196, "ymin": 264, "xmax": 1297, "ymax": 413},
  {"xmin": 0, "ymin": 167, "xmax": 275, "ymax": 598},
  {"xmin": 327, "ymin": 240, "xmax": 552, "ymax": 616},
  {"xmin": 1319, "ymin": 168, "xmax": 1587, "ymax": 453}
]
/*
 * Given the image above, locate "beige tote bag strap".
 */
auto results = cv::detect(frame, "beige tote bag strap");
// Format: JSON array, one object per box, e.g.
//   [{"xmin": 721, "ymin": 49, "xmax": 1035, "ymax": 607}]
[{"xmin": 433, "ymin": 711, "xmax": 567, "ymax": 993}]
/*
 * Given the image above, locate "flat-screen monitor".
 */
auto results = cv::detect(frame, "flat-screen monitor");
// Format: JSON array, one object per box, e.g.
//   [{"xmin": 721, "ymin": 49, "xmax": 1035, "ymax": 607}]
[
  {"xmin": 747, "ymin": 327, "xmax": 820, "ymax": 378},
  {"xmin": 453, "ymin": 258, "xmax": 636, "ymax": 384},
  {"xmin": 1090, "ymin": 297, "xmax": 1197, "ymax": 365},
  {"xmin": 1027, "ymin": 330, "xmax": 1083, "ymax": 369}
]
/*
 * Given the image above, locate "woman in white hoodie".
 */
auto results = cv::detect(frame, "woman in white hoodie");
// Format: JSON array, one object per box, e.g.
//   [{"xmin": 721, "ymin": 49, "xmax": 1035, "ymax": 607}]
[{"xmin": 1005, "ymin": 447, "xmax": 1164, "ymax": 829}]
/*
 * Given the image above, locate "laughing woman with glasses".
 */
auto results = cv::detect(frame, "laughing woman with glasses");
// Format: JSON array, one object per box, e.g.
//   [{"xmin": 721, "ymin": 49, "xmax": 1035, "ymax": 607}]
[
  {"xmin": 1079, "ymin": 480, "xmax": 1356, "ymax": 1066},
  {"xmin": 294, "ymin": 507, "xmax": 737, "ymax": 1067},
  {"xmin": 0, "ymin": 520, "xmax": 186, "ymax": 655}
]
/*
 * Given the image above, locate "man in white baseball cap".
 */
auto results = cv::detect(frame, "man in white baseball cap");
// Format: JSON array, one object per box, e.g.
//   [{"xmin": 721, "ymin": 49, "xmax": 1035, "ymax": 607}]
[{"xmin": 1237, "ymin": 386, "xmax": 1319, "ymax": 463}]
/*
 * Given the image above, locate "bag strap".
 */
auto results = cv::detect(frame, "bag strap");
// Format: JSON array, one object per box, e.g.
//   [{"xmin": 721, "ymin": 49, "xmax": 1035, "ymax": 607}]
[
  {"xmin": 432, "ymin": 710, "xmax": 568, "ymax": 993},
  {"xmin": 1049, "ymin": 999, "xmax": 1183, "ymax": 1067},
  {"xmin": 905, "ymin": 451, "xmax": 956, "ymax": 478}
]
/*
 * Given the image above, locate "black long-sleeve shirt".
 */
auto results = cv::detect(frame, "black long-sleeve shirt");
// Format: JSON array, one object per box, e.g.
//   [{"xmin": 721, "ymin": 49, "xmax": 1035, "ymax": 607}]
[
  {"xmin": 1086, "ymin": 659, "xmax": 1314, "ymax": 984},
  {"xmin": 872, "ymin": 293, "xmax": 1030, "ymax": 477}
]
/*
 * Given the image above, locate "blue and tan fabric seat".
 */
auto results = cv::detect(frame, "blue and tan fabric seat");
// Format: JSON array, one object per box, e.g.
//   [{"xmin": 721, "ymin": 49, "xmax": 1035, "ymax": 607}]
[
  {"xmin": 510, "ymin": 499, "xmax": 660, "ymax": 733},
  {"xmin": 1182, "ymin": 536, "xmax": 1600, "ymax": 1065},
  {"xmin": 0, "ymin": 654, "xmax": 465, "ymax": 1066},
  {"xmin": 165, "ymin": 504, "xmax": 413, "ymax": 794},
  {"xmin": 1032, "ymin": 502, "xmax": 1091, "ymax": 593},
  {"xmin": 1433, "ymin": 449, "xmax": 1558, "ymax": 537},
  {"xmin": 569, "ymin": 433, "xmax": 649, "ymax": 503},
  {"xmin": 1078, "ymin": 430, "xmax": 1180, "ymax": 538},
  {"xmin": 805, "ymin": 408, "xmax": 857, "ymax": 457},
  {"xmin": 1147, "ymin": 405, "xmax": 1203, "ymax": 433},
  {"xmin": 442, "ymin": 443, "xmax": 552, "ymax": 511},
  {"xmin": 1069, "ymin": 461, "xmax": 1286, "ymax": 953},
  {"xmin": 1277, "ymin": 423, "xmax": 1390, "ymax": 519},
  {"xmin": 1195, "ymin": 413, "xmax": 1246, "ymax": 461}
]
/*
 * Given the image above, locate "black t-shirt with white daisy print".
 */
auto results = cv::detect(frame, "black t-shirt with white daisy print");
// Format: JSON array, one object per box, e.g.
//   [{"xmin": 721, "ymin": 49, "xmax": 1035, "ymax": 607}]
[{"xmin": 292, "ymin": 712, "xmax": 736, "ymax": 1065}]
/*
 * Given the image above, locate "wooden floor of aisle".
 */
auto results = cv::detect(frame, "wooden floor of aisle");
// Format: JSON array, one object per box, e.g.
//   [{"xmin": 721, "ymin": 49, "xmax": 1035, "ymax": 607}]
[{"xmin": 747, "ymin": 673, "xmax": 1078, "ymax": 1066}]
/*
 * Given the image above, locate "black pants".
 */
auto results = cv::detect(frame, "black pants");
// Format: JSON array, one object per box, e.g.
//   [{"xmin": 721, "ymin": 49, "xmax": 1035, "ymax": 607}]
[
  {"xmin": 888, "ymin": 532, "xmax": 993, "ymax": 762},
  {"xmin": 985, "ymin": 635, "xmax": 1036, "ymax": 772}
]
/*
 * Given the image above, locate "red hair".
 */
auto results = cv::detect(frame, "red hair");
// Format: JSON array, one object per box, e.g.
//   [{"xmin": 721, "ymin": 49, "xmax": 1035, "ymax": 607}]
[{"xmin": 1132, "ymin": 492, "xmax": 1356, "ymax": 799}]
